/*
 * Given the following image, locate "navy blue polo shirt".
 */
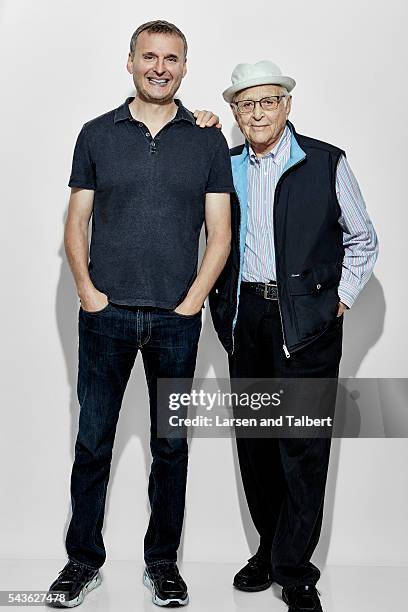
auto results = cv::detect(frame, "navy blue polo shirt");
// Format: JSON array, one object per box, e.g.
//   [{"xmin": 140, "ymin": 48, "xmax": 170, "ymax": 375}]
[{"xmin": 68, "ymin": 97, "xmax": 235, "ymax": 309}]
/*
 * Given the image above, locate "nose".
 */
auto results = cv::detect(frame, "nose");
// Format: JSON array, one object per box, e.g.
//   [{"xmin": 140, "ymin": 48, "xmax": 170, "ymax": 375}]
[
  {"xmin": 252, "ymin": 101, "xmax": 264, "ymax": 120},
  {"xmin": 154, "ymin": 58, "xmax": 165, "ymax": 75}
]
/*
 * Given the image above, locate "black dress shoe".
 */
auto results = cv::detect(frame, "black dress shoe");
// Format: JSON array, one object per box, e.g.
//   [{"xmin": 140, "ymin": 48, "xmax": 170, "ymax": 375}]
[
  {"xmin": 282, "ymin": 584, "xmax": 323, "ymax": 611},
  {"xmin": 144, "ymin": 562, "xmax": 189, "ymax": 607},
  {"xmin": 233, "ymin": 552, "xmax": 273, "ymax": 592},
  {"xmin": 47, "ymin": 560, "xmax": 101, "ymax": 607}
]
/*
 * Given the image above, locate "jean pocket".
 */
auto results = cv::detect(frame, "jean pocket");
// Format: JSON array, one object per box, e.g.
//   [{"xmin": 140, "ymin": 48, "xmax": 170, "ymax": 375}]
[
  {"xmin": 80, "ymin": 301, "xmax": 112, "ymax": 316},
  {"xmin": 170, "ymin": 308, "xmax": 202, "ymax": 319}
]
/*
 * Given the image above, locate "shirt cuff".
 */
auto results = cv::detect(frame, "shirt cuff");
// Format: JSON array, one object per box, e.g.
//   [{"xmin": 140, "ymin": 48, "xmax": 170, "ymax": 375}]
[
  {"xmin": 68, "ymin": 180, "xmax": 96, "ymax": 190},
  {"xmin": 204, "ymin": 187, "xmax": 236, "ymax": 194},
  {"xmin": 337, "ymin": 281, "xmax": 359, "ymax": 309}
]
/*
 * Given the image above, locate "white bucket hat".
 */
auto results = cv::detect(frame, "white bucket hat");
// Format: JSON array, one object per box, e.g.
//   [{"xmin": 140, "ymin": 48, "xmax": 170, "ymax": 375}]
[{"xmin": 222, "ymin": 60, "xmax": 296, "ymax": 103}]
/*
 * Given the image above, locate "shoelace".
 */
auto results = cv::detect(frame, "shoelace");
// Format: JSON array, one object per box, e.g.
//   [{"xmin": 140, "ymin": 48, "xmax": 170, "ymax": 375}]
[
  {"xmin": 58, "ymin": 562, "xmax": 85, "ymax": 582},
  {"xmin": 149, "ymin": 563, "xmax": 182, "ymax": 588},
  {"xmin": 162, "ymin": 564, "xmax": 180, "ymax": 584}
]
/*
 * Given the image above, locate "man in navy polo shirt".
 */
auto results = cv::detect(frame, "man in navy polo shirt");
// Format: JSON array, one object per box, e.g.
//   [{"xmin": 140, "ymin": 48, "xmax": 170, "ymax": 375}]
[{"xmin": 48, "ymin": 20, "xmax": 233, "ymax": 608}]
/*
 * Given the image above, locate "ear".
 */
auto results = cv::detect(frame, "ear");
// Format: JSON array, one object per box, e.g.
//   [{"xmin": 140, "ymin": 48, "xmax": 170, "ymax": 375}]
[
  {"xmin": 182, "ymin": 59, "xmax": 187, "ymax": 78},
  {"xmin": 126, "ymin": 52, "xmax": 133, "ymax": 75}
]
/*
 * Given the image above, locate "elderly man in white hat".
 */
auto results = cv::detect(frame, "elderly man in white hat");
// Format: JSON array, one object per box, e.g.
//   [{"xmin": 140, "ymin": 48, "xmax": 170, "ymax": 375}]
[{"xmin": 209, "ymin": 61, "xmax": 378, "ymax": 612}]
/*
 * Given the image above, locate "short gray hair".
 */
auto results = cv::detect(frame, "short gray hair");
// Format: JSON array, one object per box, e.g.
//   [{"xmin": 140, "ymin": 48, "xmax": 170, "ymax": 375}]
[{"xmin": 129, "ymin": 20, "xmax": 188, "ymax": 60}]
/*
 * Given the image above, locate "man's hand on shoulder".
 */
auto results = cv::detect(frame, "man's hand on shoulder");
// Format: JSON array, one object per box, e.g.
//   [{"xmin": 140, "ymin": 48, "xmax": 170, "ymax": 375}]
[{"xmin": 193, "ymin": 109, "xmax": 222, "ymax": 129}]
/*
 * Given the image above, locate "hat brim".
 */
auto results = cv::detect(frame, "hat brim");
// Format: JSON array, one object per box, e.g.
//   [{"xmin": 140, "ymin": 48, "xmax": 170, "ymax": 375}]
[{"xmin": 222, "ymin": 75, "xmax": 296, "ymax": 103}]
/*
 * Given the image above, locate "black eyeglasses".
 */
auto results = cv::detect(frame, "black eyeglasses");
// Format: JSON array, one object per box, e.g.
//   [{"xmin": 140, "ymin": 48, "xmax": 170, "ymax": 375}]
[{"xmin": 232, "ymin": 96, "xmax": 288, "ymax": 114}]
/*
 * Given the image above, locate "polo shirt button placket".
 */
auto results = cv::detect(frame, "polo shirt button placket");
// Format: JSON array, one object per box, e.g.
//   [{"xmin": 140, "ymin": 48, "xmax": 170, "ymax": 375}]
[{"xmin": 136, "ymin": 123, "xmax": 156, "ymax": 153}]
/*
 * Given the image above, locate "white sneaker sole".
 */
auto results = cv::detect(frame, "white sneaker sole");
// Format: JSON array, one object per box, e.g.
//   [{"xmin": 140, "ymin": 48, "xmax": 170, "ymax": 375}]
[
  {"xmin": 143, "ymin": 570, "xmax": 189, "ymax": 607},
  {"xmin": 51, "ymin": 572, "xmax": 102, "ymax": 608}
]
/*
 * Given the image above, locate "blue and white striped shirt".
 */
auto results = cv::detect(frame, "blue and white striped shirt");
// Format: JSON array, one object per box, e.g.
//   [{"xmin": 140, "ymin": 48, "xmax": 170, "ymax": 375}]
[{"xmin": 242, "ymin": 125, "xmax": 378, "ymax": 307}]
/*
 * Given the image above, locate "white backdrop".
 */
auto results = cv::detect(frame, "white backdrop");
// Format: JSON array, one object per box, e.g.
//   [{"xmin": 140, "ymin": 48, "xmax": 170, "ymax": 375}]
[{"xmin": 1, "ymin": 0, "xmax": 407, "ymax": 568}]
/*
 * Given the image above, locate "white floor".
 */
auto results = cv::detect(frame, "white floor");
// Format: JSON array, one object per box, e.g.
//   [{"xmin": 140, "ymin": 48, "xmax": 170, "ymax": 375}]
[{"xmin": 1, "ymin": 560, "xmax": 406, "ymax": 611}]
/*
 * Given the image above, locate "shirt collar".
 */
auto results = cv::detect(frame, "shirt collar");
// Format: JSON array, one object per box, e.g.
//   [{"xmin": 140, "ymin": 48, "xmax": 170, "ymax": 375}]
[
  {"xmin": 114, "ymin": 97, "xmax": 195, "ymax": 125},
  {"xmin": 248, "ymin": 123, "xmax": 291, "ymax": 163}
]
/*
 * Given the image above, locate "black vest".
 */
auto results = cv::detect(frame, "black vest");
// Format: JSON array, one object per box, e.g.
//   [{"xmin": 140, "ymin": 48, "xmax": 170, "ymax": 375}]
[{"xmin": 209, "ymin": 122, "xmax": 345, "ymax": 356}]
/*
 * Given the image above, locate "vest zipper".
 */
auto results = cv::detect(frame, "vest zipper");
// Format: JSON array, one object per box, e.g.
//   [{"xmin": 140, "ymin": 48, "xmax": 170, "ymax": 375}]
[
  {"xmin": 231, "ymin": 192, "xmax": 242, "ymax": 355},
  {"xmin": 276, "ymin": 279, "xmax": 290, "ymax": 358},
  {"xmin": 273, "ymin": 156, "xmax": 306, "ymax": 358}
]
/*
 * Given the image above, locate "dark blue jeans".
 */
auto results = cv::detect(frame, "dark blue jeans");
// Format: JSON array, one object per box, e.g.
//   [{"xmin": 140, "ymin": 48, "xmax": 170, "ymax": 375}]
[{"xmin": 65, "ymin": 302, "xmax": 202, "ymax": 570}]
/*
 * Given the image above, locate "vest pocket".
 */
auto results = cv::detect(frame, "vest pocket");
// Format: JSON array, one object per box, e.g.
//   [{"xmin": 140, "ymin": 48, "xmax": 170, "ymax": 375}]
[{"xmin": 288, "ymin": 262, "xmax": 341, "ymax": 340}]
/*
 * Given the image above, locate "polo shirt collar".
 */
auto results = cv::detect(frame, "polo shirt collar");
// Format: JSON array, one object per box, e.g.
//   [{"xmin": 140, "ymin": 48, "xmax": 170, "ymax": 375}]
[{"xmin": 114, "ymin": 97, "xmax": 195, "ymax": 125}]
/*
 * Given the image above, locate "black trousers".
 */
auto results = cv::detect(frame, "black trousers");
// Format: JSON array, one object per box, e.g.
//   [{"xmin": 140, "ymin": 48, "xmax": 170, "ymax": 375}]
[{"xmin": 228, "ymin": 290, "xmax": 343, "ymax": 587}]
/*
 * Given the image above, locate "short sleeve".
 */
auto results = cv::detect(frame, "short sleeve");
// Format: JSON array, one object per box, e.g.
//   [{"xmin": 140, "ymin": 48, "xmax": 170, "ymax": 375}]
[
  {"xmin": 205, "ymin": 132, "xmax": 235, "ymax": 194},
  {"xmin": 68, "ymin": 125, "xmax": 96, "ymax": 190}
]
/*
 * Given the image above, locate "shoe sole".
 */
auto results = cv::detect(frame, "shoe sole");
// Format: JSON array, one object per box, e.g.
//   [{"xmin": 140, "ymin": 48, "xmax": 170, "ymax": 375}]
[
  {"xmin": 233, "ymin": 579, "xmax": 273, "ymax": 592},
  {"xmin": 48, "ymin": 573, "xmax": 102, "ymax": 608},
  {"xmin": 143, "ymin": 570, "xmax": 189, "ymax": 607}
]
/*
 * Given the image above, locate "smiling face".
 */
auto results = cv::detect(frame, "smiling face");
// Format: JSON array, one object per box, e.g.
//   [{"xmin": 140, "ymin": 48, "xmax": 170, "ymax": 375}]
[
  {"xmin": 127, "ymin": 31, "xmax": 187, "ymax": 104},
  {"xmin": 232, "ymin": 84, "xmax": 292, "ymax": 155}
]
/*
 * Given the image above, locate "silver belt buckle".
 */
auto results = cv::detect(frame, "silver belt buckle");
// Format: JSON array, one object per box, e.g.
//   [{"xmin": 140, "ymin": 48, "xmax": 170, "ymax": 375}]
[{"xmin": 263, "ymin": 282, "xmax": 275, "ymax": 300}]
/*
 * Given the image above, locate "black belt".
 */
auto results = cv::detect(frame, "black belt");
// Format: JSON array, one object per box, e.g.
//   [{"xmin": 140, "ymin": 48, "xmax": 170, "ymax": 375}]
[{"xmin": 241, "ymin": 281, "xmax": 278, "ymax": 300}]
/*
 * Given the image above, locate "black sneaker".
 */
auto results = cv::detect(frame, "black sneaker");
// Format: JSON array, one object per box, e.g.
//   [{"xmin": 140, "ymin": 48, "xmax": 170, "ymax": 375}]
[
  {"xmin": 233, "ymin": 552, "xmax": 273, "ymax": 592},
  {"xmin": 143, "ymin": 562, "xmax": 189, "ymax": 607},
  {"xmin": 282, "ymin": 584, "xmax": 323, "ymax": 611},
  {"xmin": 47, "ymin": 560, "xmax": 101, "ymax": 607}
]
